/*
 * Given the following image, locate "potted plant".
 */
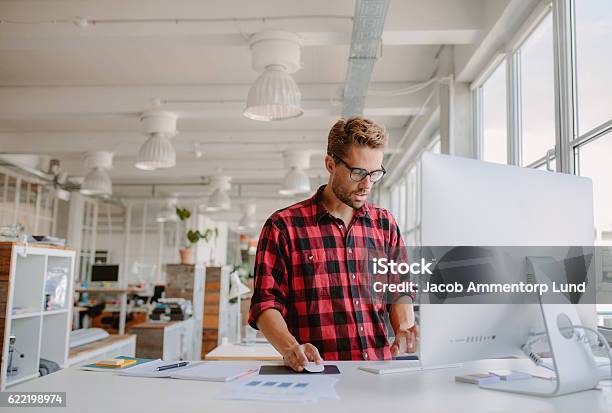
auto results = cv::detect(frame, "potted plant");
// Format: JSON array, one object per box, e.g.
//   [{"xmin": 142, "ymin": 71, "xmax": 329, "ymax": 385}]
[
  {"xmin": 175, "ymin": 207, "xmax": 220, "ymax": 264},
  {"xmin": 176, "ymin": 207, "xmax": 194, "ymax": 264}
]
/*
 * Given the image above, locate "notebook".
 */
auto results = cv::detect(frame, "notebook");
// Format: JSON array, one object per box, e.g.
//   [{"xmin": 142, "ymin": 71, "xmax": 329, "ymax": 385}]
[
  {"xmin": 81, "ymin": 356, "xmax": 154, "ymax": 372},
  {"xmin": 171, "ymin": 364, "xmax": 258, "ymax": 382},
  {"xmin": 358, "ymin": 360, "xmax": 461, "ymax": 375},
  {"xmin": 118, "ymin": 360, "xmax": 258, "ymax": 382}
]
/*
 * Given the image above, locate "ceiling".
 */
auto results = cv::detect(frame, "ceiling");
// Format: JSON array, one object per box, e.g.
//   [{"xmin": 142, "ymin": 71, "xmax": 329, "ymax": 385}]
[{"xmin": 0, "ymin": 0, "xmax": 514, "ymax": 225}]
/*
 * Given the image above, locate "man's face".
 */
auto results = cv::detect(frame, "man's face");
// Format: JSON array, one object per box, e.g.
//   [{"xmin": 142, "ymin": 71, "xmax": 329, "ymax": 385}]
[{"xmin": 327, "ymin": 145, "xmax": 384, "ymax": 209}]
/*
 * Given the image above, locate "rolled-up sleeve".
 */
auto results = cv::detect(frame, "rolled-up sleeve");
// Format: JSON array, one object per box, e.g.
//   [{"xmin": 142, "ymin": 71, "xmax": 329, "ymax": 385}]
[{"xmin": 248, "ymin": 218, "xmax": 290, "ymax": 329}]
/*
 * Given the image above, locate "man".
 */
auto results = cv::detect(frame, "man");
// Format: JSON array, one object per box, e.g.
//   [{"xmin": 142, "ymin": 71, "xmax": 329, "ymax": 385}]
[{"xmin": 248, "ymin": 117, "xmax": 418, "ymax": 371}]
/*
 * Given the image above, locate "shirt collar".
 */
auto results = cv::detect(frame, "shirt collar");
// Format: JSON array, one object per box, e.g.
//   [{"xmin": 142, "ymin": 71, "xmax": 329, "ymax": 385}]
[{"xmin": 310, "ymin": 184, "xmax": 371, "ymax": 224}]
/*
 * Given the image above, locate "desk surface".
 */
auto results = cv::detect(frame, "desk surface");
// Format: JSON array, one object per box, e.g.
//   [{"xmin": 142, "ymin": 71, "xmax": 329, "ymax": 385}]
[
  {"xmin": 10, "ymin": 359, "xmax": 612, "ymax": 413},
  {"xmin": 204, "ymin": 342, "xmax": 282, "ymax": 361},
  {"xmin": 68, "ymin": 334, "xmax": 136, "ymax": 365},
  {"xmin": 75, "ymin": 287, "xmax": 147, "ymax": 294}
]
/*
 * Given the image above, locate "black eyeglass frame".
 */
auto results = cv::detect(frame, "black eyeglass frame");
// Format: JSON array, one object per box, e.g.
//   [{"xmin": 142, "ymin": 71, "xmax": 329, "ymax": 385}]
[{"xmin": 329, "ymin": 152, "xmax": 387, "ymax": 183}]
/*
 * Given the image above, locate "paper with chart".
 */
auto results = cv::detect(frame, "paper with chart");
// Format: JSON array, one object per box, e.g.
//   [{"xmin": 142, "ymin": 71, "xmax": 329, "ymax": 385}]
[{"xmin": 214, "ymin": 375, "xmax": 340, "ymax": 403}]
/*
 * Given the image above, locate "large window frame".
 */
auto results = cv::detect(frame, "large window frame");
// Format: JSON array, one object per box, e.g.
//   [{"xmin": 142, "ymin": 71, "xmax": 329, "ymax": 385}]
[
  {"xmin": 474, "ymin": 0, "xmax": 612, "ymax": 172},
  {"xmin": 472, "ymin": 0, "xmax": 612, "ymax": 325},
  {"xmin": 473, "ymin": 1, "xmax": 554, "ymax": 168}
]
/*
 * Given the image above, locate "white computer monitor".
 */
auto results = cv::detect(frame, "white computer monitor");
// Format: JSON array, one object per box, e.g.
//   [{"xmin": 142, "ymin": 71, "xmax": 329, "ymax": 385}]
[{"xmin": 416, "ymin": 153, "xmax": 597, "ymax": 371}]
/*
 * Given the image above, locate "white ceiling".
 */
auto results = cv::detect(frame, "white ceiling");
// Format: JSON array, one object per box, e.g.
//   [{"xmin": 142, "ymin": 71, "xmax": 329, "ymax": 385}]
[{"xmin": 0, "ymin": 0, "xmax": 519, "ymax": 224}]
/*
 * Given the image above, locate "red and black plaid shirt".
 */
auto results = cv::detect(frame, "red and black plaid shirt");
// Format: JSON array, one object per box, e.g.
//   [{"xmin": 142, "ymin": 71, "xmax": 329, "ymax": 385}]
[{"xmin": 249, "ymin": 185, "xmax": 410, "ymax": 361}]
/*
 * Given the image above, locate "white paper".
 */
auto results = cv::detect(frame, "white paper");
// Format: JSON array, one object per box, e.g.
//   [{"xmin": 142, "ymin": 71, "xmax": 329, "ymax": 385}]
[
  {"xmin": 214, "ymin": 375, "xmax": 340, "ymax": 403},
  {"xmin": 118, "ymin": 360, "xmax": 195, "ymax": 378},
  {"xmin": 170, "ymin": 364, "xmax": 258, "ymax": 382}
]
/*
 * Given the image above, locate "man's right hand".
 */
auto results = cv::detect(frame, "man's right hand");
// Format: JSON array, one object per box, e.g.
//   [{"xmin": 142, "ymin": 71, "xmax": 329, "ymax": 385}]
[{"xmin": 283, "ymin": 343, "xmax": 323, "ymax": 372}]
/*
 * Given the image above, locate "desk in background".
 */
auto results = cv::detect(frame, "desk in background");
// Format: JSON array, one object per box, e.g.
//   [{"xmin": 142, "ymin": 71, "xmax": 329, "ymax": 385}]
[
  {"xmin": 128, "ymin": 319, "xmax": 194, "ymax": 360},
  {"xmin": 68, "ymin": 334, "xmax": 136, "ymax": 367},
  {"xmin": 10, "ymin": 359, "xmax": 611, "ymax": 413},
  {"xmin": 74, "ymin": 286, "xmax": 147, "ymax": 334},
  {"xmin": 204, "ymin": 342, "xmax": 282, "ymax": 361}
]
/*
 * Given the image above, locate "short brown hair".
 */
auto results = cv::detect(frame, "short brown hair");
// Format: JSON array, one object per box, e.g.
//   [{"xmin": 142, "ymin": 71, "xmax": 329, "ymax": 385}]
[{"xmin": 327, "ymin": 117, "xmax": 387, "ymax": 159}]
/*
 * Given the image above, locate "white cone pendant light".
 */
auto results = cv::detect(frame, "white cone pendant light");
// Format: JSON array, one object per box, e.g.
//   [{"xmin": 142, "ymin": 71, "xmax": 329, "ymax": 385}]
[
  {"xmin": 237, "ymin": 203, "xmax": 257, "ymax": 231},
  {"xmin": 244, "ymin": 65, "xmax": 303, "ymax": 121},
  {"xmin": 244, "ymin": 31, "xmax": 304, "ymax": 122},
  {"xmin": 207, "ymin": 188, "xmax": 231, "ymax": 212},
  {"xmin": 156, "ymin": 198, "xmax": 179, "ymax": 223},
  {"xmin": 81, "ymin": 151, "xmax": 113, "ymax": 196},
  {"xmin": 205, "ymin": 174, "xmax": 232, "ymax": 212},
  {"xmin": 280, "ymin": 167, "xmax": 311, "ymax": 196},
  {"xmin": 279, "ymin": 150, "xmax": 311, "ymax": 196},
  {"xmin": 136, "ymin": 110, "xmax": 178, "ymax": 171},
  {"xmin": 136, "ymin": 133, "xmax": 176, "ymax": 170}
]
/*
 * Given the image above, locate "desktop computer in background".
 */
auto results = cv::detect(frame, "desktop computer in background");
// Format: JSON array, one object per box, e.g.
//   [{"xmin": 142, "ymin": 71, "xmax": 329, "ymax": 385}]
[
  {"xmin": 416, "ymin": 153, "xmax": 600, "ymax": 397},
  {"xmin": 91, "ymin": 264, "xmax": 120, "ymax": 285}
]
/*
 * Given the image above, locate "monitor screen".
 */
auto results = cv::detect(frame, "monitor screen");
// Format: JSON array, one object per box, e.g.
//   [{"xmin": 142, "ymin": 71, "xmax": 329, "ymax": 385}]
[{"xmin": 91, "ymin": 264, "xmax": 119, "ymax": 282}]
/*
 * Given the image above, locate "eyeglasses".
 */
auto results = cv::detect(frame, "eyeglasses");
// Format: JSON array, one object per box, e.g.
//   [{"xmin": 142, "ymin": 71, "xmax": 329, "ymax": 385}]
[{"xmin": 330, "ymin": 153, "xmax": 386, "ymax": 183}]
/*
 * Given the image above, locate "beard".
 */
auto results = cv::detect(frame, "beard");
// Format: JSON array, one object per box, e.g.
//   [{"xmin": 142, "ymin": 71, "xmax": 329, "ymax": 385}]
[{"xmin": 330, "ymin": 179, "xmax": 368, "ymax": 209}]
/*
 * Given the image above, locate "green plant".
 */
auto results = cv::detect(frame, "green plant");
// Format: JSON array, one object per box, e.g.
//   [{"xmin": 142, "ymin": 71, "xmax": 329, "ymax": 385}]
[
  {"xmin": 176, "ymin": 207, "xmax": 191, "ymax": 221},
  {"xmin": 185, "ymin": 227, "xmax": 218, "ymax": 248}
]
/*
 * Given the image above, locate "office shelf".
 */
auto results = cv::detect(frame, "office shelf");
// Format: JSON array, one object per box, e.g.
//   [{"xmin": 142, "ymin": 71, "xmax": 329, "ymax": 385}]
[
  {"xmin": 11, "ymin": 311, "xmax": 42, "ymax": 319},
  {"xmin": 0, "ymin": 243, "xmax": 76, "ymax": 390}
]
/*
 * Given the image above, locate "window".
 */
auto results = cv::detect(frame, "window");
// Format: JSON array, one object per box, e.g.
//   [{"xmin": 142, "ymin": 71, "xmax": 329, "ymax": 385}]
[
  {"xmin": 78, "ymin": 198, "xmax": 98, "ymax": 283},
  {"xmin": 575, "ymin": 0, "xmax": 612, "ymax": 134},
  {"xmin": 576, "ymin": 134, "xmax": 612, "ymax": 318},
  {"xmin": 404, "ymin": 165, "xmax": 419, "ymax": 246},
  {"xmin": 0, "ymin": 173, "xmax": 17, "ymax": 225},
  {"xmin": 0, "ymin": 168, "xmax": 57, "ymax": 235},
  {"xmin": 390, "ymin": 184, "xmax": 400, "ymax": 223},
  {"xmin": 520, "ymin": 13, "xmax": 555, "ymax": 165},
  {"xmin": 398, "ymin": 177, "xmax": 406, "ymax": 231},
  {"xmin": 482, "ymin": 62, "xmax": 508, "ymax": 164},
  {"xmin": 576, "ymin": 134, "xmax": 612, "ymax": 244}
]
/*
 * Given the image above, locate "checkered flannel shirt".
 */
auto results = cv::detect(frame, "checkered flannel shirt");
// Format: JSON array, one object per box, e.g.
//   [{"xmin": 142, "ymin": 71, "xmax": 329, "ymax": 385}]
[{"xmin": 248, "ymin": 185, "xmax": 412, "ymax": 360}]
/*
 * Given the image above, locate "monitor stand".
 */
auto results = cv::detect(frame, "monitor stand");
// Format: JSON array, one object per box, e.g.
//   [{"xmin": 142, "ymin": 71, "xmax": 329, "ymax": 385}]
[{"xmin": 480, "ymin": 257, "xmax": 600, "ymax": 397}]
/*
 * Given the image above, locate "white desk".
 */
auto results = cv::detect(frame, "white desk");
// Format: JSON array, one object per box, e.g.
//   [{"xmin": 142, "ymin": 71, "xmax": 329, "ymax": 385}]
[
  {"xmin": 75, "ymin": 287, "xmax": 147, "ymax": 335},
  {"xmin": 9, "ymin": 359, "xmax": 612, "ymax": 413},
  {"xmin": 204, "ymin": 342, "xmax": 282, "ymax": 361}
]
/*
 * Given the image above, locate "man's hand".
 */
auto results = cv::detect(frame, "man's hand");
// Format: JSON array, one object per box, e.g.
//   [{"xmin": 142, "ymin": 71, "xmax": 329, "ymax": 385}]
[
  {"xmin": 390, "ymin": 324, "xmax": 419, "ymax": 356},
  {"xmin": 283, "ymin": 343, "xmax": 323, "ymax": 372}
]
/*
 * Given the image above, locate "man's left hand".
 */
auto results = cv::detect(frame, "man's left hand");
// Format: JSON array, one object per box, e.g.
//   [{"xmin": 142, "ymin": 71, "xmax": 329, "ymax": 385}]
[{"xmin": 390, "ymin": 324, "xmax": 419, "ymax": 356}]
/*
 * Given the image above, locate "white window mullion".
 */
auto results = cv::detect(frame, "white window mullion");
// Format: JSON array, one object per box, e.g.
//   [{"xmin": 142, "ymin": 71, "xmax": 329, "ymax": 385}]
[
  {"xmin": 552, "ymin": 0, "xmax": 578, "ymax": 173},
  {"xmin": 34, "ymin": 184, "xmax": 42, "ymax": 234},
  {"xmin": 473, "ymin": 88, "xmax": 484, "ymax": 160},
  {"xmin": 506, "ymin": 50, "xmax": 523, "ymax": 166},
  {"xmin": 13, "ymin": 177, "xmax": 21, "ymax": 225}
]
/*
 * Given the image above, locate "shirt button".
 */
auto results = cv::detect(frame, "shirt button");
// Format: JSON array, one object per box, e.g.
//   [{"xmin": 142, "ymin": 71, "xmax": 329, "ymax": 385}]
[
  {"xmin": 364, "ymin": 353, "xmax": 369, "ymax": 359},
  {"xmin": 360, "ymin": 326, "xmax": 364, "ymax": 332},
  {"xmin": 339, "ymin": 224, "xmax": 343, "ymax": 229},
  {"xmin": 355, "ymin": 300, "xmax": 359, "ymax": 305},
  {"xmin": 348, "ymin": 248, "xmax": 353, "ymax": 254},
  {"xmin": 351, "ymin": 274, "xmax": 356, "ymax": 279}
]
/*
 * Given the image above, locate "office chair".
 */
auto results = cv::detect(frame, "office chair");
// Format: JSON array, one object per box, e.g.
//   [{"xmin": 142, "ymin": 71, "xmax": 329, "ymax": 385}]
[{"xmin": 79, "ymin": 301, "xmax": 106, "ymax": 329}]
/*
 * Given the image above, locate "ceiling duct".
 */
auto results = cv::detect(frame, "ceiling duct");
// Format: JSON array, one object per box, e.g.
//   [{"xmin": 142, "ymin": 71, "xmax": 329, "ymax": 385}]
[{"xmin": 341, "ymin": 0, "xmax": 390, "ymax": 118}]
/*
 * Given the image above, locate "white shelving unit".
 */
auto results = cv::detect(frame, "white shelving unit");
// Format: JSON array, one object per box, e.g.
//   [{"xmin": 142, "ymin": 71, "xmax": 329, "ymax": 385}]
[{"xmin": 0, "ymin": 243, "xmax": 76, "ymax": 390}]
